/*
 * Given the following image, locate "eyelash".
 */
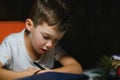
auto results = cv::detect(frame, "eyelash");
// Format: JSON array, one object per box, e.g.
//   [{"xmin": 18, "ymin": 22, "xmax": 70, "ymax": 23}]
[
  {"xmin": 42, "ymin": 34, "xmax": 59, "ymax": 44},
  {"xmin": 43, "ymin": 36, "xmax": 50, "ymax": 40}
]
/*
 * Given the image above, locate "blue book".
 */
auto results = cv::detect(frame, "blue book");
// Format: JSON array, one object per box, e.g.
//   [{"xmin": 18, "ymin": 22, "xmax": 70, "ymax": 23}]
[{"xmin": 18, "ymin": 72, "xmax": 89, "ymax": 80}]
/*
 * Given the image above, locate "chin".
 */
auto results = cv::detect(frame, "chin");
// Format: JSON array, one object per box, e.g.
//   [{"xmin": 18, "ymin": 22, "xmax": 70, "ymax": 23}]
[{"xmin": 37, "ymin": 50, "xmax": 46, "ymax": 55}]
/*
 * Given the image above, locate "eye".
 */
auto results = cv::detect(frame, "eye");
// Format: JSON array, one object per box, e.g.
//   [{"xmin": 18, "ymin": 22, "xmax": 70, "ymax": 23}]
[{"xmin": 43, "ymin": 35, "xmax": 50, "ymax": 40}]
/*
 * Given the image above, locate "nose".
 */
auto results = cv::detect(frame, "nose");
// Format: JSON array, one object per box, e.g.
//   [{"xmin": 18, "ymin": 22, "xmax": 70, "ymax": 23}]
[{"xmin": 45, "ymin": 40, "xmax": 53, "ymax": 48}]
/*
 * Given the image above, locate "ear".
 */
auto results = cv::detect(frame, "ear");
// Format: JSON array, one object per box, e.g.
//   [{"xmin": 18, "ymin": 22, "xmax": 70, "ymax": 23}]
[{"xmin": 25, "ymin": 19, "xmax": 34, "ymax": 32}]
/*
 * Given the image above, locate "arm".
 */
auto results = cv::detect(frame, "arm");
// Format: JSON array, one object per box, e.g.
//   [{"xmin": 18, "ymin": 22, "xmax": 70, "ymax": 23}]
[
  {"xmin": 52, "ymin": 54, "xmax": 83, "ymax": 74},
  {"xmin": 36, "ymin": 54, "xmax": 83, "ymax": 74},
  {"xmin": 0, "ymin": 62, "xmax": 38, "ymax": 80}
]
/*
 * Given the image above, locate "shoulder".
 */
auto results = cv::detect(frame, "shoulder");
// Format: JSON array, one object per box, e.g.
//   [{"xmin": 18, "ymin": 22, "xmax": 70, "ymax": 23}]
[
  {"xmin": 2, "ymin": 29, "xmax": 25, "ymax": 44},
  {"xmin": 54, "ymin": 43, "xmax": 64, "ymax": 52}
]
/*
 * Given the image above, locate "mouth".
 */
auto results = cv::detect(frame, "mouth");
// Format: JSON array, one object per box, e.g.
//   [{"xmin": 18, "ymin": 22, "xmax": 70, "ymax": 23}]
[{"xmin": 40, "ymin": 48, "xmax": 48, "ymax": 53}]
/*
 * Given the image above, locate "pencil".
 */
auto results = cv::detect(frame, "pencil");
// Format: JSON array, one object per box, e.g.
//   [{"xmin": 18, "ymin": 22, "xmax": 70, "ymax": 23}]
[{"xmin": 33, "ymin": 62, "xmax": 45, "ymax": 70}]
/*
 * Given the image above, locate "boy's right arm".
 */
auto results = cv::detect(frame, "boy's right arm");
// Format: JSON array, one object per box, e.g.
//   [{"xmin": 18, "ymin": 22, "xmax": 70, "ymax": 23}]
[{"xmin": 0, "ymin": 62, "xmax": 38, "ymax": 80}]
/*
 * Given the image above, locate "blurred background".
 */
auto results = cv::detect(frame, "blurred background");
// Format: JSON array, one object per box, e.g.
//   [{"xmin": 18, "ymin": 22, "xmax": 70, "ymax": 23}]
[{"xmin": 0, "ymin": 0, "xmax": 120, "ymax": 70}]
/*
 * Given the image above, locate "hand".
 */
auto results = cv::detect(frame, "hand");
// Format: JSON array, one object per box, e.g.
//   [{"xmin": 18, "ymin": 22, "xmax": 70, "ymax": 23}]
[
  {"xmin": 24, "ymin": 67, "xmax": 40, "ymax": 76},
  {"xmin": 36, "ymin": 68, "xmax": 53, "ymax": 74}
]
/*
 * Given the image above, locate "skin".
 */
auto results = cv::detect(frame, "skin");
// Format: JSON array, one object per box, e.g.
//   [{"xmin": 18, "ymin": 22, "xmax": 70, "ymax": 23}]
[{"xmin": 0, "ymin": 19, "xmax": 83, "ymax": 80}]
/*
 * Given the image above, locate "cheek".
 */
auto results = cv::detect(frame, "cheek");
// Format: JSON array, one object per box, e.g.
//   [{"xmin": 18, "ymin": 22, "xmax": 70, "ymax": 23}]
[{"xmin": 30, "ymin": 32, "xmax": 45, "ymax": 48}]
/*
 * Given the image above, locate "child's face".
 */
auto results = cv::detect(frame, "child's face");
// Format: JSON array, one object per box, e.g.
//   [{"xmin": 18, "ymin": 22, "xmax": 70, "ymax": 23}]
[{"xmin": 26, "ymin": 20, "xmax": 65, "ymax": 55}]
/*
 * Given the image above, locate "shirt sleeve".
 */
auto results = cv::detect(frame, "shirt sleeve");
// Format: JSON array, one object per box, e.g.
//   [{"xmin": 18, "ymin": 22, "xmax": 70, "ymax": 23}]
[
  {"xmin": 0, "ymin": 37, "xmax": 12, "ymax": 66},
  {"xmin": 54, "ymin": 44, "xmax": 66, "ymax": 61}
]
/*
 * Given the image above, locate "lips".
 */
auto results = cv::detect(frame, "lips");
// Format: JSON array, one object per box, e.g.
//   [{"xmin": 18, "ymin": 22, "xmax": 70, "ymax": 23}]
[{"xmin": 40, "ymin": 48, "xmax": 48, "ymax": 53}]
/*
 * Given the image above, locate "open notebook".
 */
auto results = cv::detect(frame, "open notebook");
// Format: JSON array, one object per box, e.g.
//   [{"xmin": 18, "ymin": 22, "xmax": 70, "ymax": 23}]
[{"xmin": 18, "ymin": 72, "xmax": 89, "ymax": 80}]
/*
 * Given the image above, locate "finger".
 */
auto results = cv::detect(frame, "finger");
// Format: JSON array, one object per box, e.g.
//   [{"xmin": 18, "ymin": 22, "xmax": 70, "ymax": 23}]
[
  {"xmin": 44, "ymin": 68, "xmax": 49, "ymax": 70},
  {"xmin": 33, "ymin": 69, "xmax": 41, "ymax": 75}
]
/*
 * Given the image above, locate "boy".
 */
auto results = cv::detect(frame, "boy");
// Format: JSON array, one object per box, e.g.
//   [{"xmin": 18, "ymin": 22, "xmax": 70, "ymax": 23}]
[{"xmin": 0, "ymin": 0, "xmax": 83, "ymax": 80}]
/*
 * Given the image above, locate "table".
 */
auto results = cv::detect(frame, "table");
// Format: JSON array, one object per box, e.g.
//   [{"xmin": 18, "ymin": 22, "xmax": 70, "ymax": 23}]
[{"xmin": 18, "ymin": 72, "xmax": 89, "ymax": 80}]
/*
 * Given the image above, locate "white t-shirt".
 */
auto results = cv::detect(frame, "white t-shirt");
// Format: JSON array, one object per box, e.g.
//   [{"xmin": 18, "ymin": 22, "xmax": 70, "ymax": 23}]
[{"xmin": 0, "ymin": 29, "xmax": 66, "ymax": 71}]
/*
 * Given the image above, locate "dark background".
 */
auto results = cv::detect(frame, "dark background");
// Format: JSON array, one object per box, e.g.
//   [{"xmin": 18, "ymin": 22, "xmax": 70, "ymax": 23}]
[{"xmin": 0, "ymin": 0, "xmax": 120, "ymax": 70}]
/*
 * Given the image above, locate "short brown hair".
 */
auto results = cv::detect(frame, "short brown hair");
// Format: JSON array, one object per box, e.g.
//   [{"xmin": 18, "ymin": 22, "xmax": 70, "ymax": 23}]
[{"xmin": 28, "ymin": 0, "xmax": 71, "ymax": 32}]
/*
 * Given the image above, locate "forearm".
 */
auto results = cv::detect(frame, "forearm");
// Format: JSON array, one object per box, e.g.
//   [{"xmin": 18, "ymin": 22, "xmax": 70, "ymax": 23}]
[
  {"xmin": 0, "ymin": 68, "xmax": 32, "ymax": 80},
  {"xmin": 54, "ymin": 55, "xmax": 83, "ymax": 74},
  {"xmin": 52, "ymin": 63, "xmax": 83, "ymax": 74}
]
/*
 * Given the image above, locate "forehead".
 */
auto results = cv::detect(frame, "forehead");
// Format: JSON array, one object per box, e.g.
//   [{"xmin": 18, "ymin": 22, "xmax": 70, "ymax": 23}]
[{"xmin": 36, "ymin": 23, "xmax": 65, "ymax": 39}]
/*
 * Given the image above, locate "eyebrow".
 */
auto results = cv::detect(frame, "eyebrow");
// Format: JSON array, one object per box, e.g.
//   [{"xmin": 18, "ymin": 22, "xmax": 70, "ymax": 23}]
[{"xmin": 42, "ymin": 32, "xmax": 60, "ymax": 41}]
